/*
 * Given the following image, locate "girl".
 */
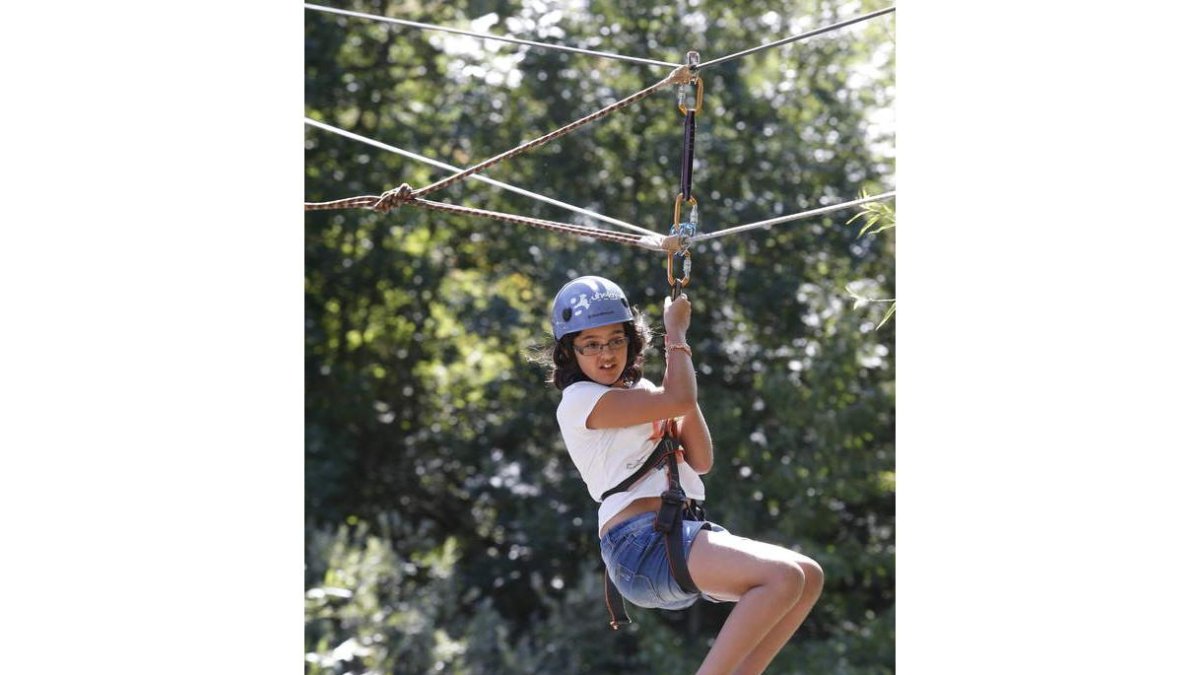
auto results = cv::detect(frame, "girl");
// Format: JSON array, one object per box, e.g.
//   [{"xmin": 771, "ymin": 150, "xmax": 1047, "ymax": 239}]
[{"xmin": 547, "ymin": 275, "xmax": 824, "ymax": 675}]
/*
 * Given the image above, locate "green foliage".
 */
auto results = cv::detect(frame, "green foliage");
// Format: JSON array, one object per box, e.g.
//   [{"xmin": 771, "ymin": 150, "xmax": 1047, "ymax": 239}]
[
  {"xmin": 848, "ymin": 199, "xmax": 896, "ymax": 238},
  {"xmin": 306, "ymin": 0, "xmax": 895, "ymax": 672},
  {"xmin": 305, "ymin": 515, "xmax": 464, "ymax": 673},
  {"xmin": 846, "ymin": 193, "xmax": 896, "ymax": 328}
]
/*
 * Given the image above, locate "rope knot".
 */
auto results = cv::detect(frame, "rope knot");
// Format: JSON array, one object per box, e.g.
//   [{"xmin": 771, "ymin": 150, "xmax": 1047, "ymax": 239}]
[
  {"xmin": 666, "ymin": 64, "xmax": 693, "ymax": 86},
  {"xmin": 374, "ymin": 183, "xmax": 414, "ymax": 212}
]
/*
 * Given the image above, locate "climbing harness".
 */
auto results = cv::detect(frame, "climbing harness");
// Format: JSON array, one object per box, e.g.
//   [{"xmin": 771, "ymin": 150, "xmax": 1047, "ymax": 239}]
[{"xmin": 599, "ymin": 418, "xmax": 711, "ymax": 630}]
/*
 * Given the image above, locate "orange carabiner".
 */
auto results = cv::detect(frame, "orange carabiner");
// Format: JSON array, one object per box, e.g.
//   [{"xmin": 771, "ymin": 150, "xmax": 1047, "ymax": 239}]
[
  {"xmin": 666, "ymin": 248, "xmax": 691, "ymax": 288},
  {"xmin": 673, "ymin": 192, "xmax": 698, "ymax": 228},
  {"xmin": 666, "ymin": 192, "xmax": 697, "ymax": 287}
]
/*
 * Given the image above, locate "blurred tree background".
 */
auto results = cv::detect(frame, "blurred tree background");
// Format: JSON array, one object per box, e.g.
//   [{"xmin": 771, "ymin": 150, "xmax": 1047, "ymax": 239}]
[{"xmin": 305, "ymin": 0, "xmax": 894, "ymax": 672}]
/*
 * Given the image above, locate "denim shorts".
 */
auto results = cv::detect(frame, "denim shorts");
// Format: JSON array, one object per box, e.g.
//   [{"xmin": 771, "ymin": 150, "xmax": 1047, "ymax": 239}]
[{"xmin": 599, "ymin": 511, "xmax": 728, "ymax": 610}]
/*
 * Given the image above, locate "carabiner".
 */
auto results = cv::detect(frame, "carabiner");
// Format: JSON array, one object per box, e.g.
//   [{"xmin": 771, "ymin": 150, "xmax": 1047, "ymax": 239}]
[
  {"xmin": 667, "ymin": 249, "xmax": 691, "ymax": 291},
  {"xmin": 676, "ymin": 76, "xmax": 704, "ymax": 116},
  {"xmin": 676, "ymin": 51, "xmax": 703, "ymax": 116},
  {"xmin": 666, "ymin": 193, "xmax": 698, "ymax": 288},
  {"xmin": 673, "ymin": 193, "xmax": 698, "ymax": 232}
]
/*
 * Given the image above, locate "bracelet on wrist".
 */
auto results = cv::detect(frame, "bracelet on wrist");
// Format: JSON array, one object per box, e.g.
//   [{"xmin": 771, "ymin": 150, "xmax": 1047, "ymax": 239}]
[{"xmin": 665, "ymin": 342, "xmax": 692, "ymax": 357}]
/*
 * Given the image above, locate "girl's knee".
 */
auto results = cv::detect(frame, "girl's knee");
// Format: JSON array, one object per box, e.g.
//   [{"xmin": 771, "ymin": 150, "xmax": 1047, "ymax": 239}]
[
  {"xmin": 764, "ymin": 559, "xmax": 807, "ymax": 601},
  {"xmin": 799, "ymin": 557, "xmax": 824, "ymax": 595}
]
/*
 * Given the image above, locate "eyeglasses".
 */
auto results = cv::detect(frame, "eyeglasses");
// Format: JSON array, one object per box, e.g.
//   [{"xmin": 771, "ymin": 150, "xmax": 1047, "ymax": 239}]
[{"xmin": 573, "ymin": 336, "xmax": 627, "ymax": 356}]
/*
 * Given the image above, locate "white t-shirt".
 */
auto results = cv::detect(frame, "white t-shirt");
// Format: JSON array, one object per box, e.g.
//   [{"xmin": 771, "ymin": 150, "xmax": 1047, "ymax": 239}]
[{"xmin": 556, "ymin": 378, "xmax": 706, "ymax": 536}]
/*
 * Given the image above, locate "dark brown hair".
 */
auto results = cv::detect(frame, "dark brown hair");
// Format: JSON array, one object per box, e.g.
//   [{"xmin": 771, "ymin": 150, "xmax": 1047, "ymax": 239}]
[{"xmin": 542, "ymin": 310, "xmax": 652, "ymax": 390}]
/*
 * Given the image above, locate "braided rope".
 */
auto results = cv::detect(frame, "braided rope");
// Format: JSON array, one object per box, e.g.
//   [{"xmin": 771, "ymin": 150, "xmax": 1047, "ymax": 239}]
[
  {"xmin": 303, "ymin": 118, "xmax": 659, "ymax": 236},
  {"xmin": 412, "ymin": 64, "xmax": 691, "ymax": 199},
  {"xmin": 409, "ymin": 197, "xmax": 664, "ymax": 250},
  {"xmin": 304, "ymin": 182, "xmax": 672, "ymax": 251},
  {"xmin": 304, "ymin": 66, "xmax": 690, "ymax": 217},
  {"xmin": 373, "ymin": 183, "xmax": 415, "ymax": 211},
  {"xmin": 305, "ymin": 196, "xmax": 380, "ymax": 210}
]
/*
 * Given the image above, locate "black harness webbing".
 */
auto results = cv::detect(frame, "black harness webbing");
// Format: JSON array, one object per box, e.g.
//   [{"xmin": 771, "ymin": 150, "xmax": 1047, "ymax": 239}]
[{"xmin": 600, "ymin": 426, "xmax": 711, "ymax": 630}]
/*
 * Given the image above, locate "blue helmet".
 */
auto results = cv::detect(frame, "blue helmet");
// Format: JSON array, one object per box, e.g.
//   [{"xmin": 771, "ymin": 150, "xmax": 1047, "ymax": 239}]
[{"xmin": 550, "ymin": 275, "xmax": 634, "ymax": 340}]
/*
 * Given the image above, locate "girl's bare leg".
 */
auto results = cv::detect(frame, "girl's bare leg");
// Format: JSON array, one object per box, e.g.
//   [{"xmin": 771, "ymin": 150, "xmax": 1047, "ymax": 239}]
[
  {"xmin": 685, "ymin": 530, "xmax": 824, "ymax": 675},
  {"xmin": 729, "ymin": 553, "xmax": 823, "ymax": 675}
]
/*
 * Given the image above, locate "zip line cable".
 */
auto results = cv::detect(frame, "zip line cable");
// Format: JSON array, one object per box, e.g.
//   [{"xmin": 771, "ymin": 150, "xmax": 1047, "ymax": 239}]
[
  {"xmin": 694, "ymin": 6, "xmax": 896, "ymax": 71},
  {"xmin": 304, "ymin": 6, "xmax": 897, "ymax": 250},
  {"xmin": 306, "ymin": 3, "xmax": 895, "ymax": 74},
  {"xmin": 305, "ymin": 110, "xmax": 894, "ymax": 248},
  {"xmin": 690, "ymin": 191, "xmax": 896, "ymax": 243},
  {"xmin": 304, "ymin": 118, "xmax": 657, "ymax": 236},
  {"xmin": 304, "ymin": 3, "xmax": 678, "ymax": 69}
]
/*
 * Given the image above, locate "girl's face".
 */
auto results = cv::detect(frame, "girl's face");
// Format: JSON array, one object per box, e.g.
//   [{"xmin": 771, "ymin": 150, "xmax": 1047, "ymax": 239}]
[{"xmin": 571, "ymin": 322, "xmax": 629, "ymax": 387}]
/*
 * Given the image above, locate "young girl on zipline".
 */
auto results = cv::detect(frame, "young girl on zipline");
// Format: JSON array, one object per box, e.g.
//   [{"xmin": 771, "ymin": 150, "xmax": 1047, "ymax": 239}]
[{"xmin": 546, "ymin": 275, "xmax": 824, "ymax": 675}]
